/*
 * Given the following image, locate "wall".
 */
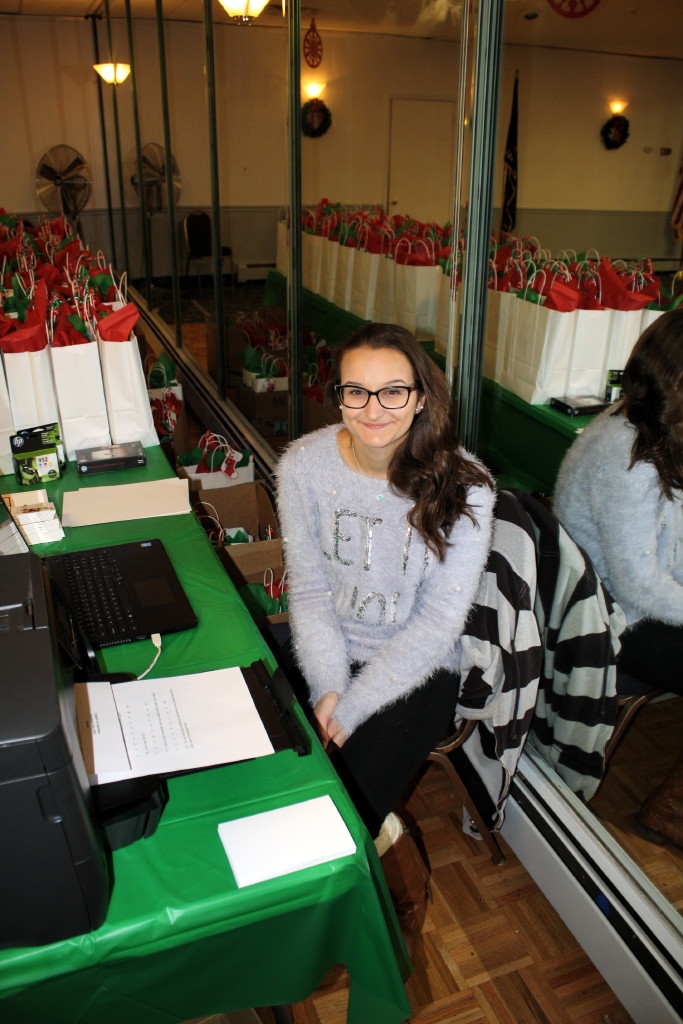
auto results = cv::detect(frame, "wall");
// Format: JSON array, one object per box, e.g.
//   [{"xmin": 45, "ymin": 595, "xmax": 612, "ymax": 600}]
[{"xmin": 1, "ymin": 13, "xmax": 681, "ymax": 267}]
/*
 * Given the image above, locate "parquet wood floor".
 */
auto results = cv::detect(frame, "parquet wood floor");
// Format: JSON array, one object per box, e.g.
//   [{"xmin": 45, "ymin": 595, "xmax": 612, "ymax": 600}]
[{"xmin": 274, "ymin": 760, "xmax": 637, "ymax": 1024}]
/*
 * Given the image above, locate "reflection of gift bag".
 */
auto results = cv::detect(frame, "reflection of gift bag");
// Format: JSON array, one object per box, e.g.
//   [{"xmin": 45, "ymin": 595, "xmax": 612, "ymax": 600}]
[
  {"xmin": 51, "ymin": 340, "xmax": 111, "ymax": 459},
  {"xmin": 434, "ymin": 275, "xmax": 461, "ymax": 356},
  {"xmin": 349, "ymin": 247, "xmax": 380, "ymax": 321},
  {"xmin": 2, "ymin": 331, "xmax": 60, "ymax": 431},
  {"xmin": 97, "ymin": 333, "xmax": 158, "ymax": 446},
  {"xmin": 302, "ymin": 232, "xmax": 324, "ymax": 294},
  {"xmin": 373, "ymin": 255, "xmax": 395, "ymax": 324},
  {"xmin": 333, "ymin": 241, "xmax": 356, "ymax": 311},
  {"xmin": 276, "ymin": 219, "xmax": 289, "ymax": 275},
  {"xmin": 393, "ymin": 261, "xmax": 441, "ymax": 339},
  {"xmin": 0, "ymin": 358, "xmax": 14, "ymax": 475},
  {"xmin": 319, "ymin": 236, "xmax": 339, "ymax": 302},
  {"xmin": 482, "ymin": 288, "xmax": 516, "ymax": 381},
  {"xmin": 240, "ymin": 568, "xmax": 289, "ymax": 618}
]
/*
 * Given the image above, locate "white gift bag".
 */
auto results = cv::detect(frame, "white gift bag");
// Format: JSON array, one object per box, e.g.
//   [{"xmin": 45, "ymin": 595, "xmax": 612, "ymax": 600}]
[
  {"xmin": 97, "ymin": 334, "xmax": 158, "ymax": 447},
  {"xmin": 50, "ymin": 341, "xmax": 111, "ymax": 459},
  {"xmin": 559, "ymin": 307, "xmax": 612, "ymax": 398},
  {"xmin": 482, "ymin": 288, "xmax": 517, "ymax": 382},
  {"xmin": 4, "ymin": 342, "xmax": 60, "ymax": 431},
  {"xmin": 349, "ymin": 247, "xmax": 380, "ymax": 321},
  {"xmin": 500, "ymin": 294, "xmax": 576, "ymax": 405},
  {"xmin": 333, "ymin": 242, "xmax": 356, "ymax": 311},
  {"xmin": 434, "ymin": 274, "xmax": 461, "ymax": 357},
  {"xmin": 605, "ymin": 309, "xmax": 643, "ymax": 371},
  {"xmin": 639, "ymin": 306, "xmax": 666, "ymax": 334},
  {"xmin": 276, "ymin": 220, "xmax": 289, "ymax": 275},
  {"xmin": 372, "ymin": 255, "xmax": 396, "ymax": 324},
  {"xmin": 319, "ymin": 236, "xmax": 339, "ymax": 302},
  {"xmin": 393, "ymin": 262, "xmax": 442, "ymax": 339},
  {"xmin": 0, "ymin": 358, "xmax": 15, "ymax": 476},
  {"xmin": 302, "ymin": 233, "xmax": 324, "ymax": 294}
]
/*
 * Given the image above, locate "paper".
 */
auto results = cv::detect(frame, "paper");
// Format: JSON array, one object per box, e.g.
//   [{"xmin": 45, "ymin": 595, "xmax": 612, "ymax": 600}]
[
  {"xmin": 75, "ymin": 667, "xmax": 275, "ymax": 784},
  {"xmin": 62, "ymin": 477, "xmax": 190, "ymax": 527},
  {"xmin": 217, "ymin": 795, "xmax": 357, "ymax": 888}
]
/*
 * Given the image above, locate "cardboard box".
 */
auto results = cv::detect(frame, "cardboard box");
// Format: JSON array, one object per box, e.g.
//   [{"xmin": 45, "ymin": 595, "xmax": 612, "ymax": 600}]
[
  {"xmin": 219, "ymin": 536, "xmax": 288, "ymax": 626},
  {"xmin": 193, "ymin": 481, "xmax": 279, "ymax": 544},
  {"xmin": 303, "ymin": 396, "xmax": 342, "ymax": 433},
  {"xmin": 234, "ymin": 385, "xmax": 288, "ymax": 436}
]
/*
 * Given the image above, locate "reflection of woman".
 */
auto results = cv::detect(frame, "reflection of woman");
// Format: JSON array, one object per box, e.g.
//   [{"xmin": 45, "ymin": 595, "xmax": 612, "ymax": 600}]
[
  {"xmin": 276, "ymin": 323, "xmax": 494, "ymax": 952},
  {"xmin": 554, "ymin": 308, "xmax": 683, "ymax": 848}
]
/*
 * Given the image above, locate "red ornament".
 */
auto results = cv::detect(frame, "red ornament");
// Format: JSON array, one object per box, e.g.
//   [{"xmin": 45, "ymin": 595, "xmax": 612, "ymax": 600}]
[
  {"xmin": 303, "ymin": 17, "xmax": 323, "ymax": 68},
  {"xmin": 546, "ymin": 0, "xmax": 602, "ymax": 17}
]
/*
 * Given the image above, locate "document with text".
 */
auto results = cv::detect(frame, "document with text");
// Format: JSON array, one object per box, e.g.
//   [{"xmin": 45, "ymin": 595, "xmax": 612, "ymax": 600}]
[{"xmin": 75, "ymin": 667, "xmax": 275, "ymax": 784}]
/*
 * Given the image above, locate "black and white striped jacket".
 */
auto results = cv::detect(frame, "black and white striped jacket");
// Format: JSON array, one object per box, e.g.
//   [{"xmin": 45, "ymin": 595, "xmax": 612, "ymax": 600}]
[{"xmin": 451, "ymin": 489, "xmax": 625, "ymax": 833}]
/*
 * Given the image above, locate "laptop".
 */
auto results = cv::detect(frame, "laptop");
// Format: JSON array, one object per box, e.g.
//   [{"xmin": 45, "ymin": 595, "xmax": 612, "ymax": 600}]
[{"xmin": 0, "ymin": 495, "xmax": 198, "ymax": 649}]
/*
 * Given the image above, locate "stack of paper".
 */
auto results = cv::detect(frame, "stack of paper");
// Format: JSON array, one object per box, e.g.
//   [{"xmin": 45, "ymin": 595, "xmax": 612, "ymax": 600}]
[{"xmin": 217, "ymin": 795, "xmax": 357, "ymax": 887}]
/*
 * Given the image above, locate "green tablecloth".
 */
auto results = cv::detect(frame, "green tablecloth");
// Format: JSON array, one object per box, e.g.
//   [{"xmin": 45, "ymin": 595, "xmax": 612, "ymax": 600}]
[{"xmin": 0, "ymin": 446, "xmax": 411, "ymax": 1024}]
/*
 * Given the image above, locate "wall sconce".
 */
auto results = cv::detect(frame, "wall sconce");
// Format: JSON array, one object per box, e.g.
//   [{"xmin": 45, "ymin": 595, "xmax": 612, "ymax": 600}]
[
  {"xmin": 93, "ymin": 63, "xmax": 131, "ymax": 85},
  {"xmin": 608, "ymin": 99, "xmax": 628, "ymax": 115},
  {"xmin": 303, "ymin": 82, "xmax": 325, "ymax": 99},
  {"xmin": 216, "ymin": 0, "xmax": 270, "ymax": 23}
]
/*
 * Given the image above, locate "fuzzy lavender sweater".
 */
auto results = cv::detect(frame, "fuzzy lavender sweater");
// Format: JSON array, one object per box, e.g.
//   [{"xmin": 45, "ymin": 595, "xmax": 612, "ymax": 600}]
[
  {"xmin": 554, "ymin": 408, "xmax": 683, "ymax": 627},
  {"xmin": 275, "ymin": 425, "xmax": 494, "ymax": 737}
]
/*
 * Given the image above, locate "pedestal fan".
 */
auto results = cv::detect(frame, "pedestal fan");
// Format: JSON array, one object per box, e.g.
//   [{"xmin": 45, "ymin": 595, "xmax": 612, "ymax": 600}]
[
  {"xmin": 35, "ymin": 145, "xmax": 92, "ymax": 239},
  {"xmin": 131, "ymin": 142, "xmax": 182, "ymax": 280}
]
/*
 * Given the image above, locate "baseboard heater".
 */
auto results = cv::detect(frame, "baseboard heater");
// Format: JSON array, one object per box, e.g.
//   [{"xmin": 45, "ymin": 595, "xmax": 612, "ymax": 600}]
[
  {"xmin": 237, "ymin": 262, "xmax": 276, "ymax": 282},
  {"xmin": 501, "ymin": 750, "xmax": 683, "ymax": 1024}
]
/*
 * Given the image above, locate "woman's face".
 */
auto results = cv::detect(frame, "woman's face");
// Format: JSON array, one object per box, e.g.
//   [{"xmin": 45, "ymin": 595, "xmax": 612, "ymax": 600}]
[{"xmin": 338, "ymin": 345, "xmax": 422, "ymax": 461}]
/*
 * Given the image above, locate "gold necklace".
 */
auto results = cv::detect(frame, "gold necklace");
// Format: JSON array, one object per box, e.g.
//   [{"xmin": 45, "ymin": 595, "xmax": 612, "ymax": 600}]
[{"xmin": 350, "ymin": 442, "xmax": 385, "ymax": 501}]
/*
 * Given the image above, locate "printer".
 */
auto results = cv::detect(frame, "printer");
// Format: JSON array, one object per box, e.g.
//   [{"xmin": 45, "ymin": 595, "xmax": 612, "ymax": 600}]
[{"xmin": 0, "ymin": 552, "xmax": 164, "ymax": 950}]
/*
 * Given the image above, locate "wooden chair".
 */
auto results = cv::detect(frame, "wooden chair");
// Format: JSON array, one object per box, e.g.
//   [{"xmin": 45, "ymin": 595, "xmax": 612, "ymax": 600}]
[
  {"xmin": 602, "ymin": 672, "xmax": 665, "ymax": 766},
  {"xmin": 428, "ymin": 720, "xmax": 506, "ymax": 865}
]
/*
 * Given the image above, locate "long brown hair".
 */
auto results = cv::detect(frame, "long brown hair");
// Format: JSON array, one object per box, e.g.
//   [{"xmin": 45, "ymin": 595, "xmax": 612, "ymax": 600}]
[
  {"xmin": 330, "ymin": 323, "xmax": 493, "ymax": 560},
  {"xmin": 617, "ymin": 307, "xmax": 683, "ymax": 499}
]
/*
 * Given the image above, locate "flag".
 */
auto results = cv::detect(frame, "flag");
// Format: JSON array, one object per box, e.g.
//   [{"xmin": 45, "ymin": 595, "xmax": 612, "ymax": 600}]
[
  {"xmin": 672, "ymin": 148, "xmax": 683, "ymax": 241},
  {"xmin": 501, "ymin": 71, "xmax": 519, "ymax": 236}
]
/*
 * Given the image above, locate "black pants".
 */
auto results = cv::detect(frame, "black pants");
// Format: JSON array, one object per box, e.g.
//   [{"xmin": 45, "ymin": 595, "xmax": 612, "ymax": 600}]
[
  {"xmin": 619, "ymin": 620, "xmax": 683, "ymax": 694},
  {"xmin": 267, "ymin": 626, "xmax": 459, "ymax": 838}
]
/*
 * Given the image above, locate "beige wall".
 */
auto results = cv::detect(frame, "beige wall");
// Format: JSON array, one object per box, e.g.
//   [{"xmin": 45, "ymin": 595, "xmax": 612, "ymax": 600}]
[{"xmin": 2, "ymin": 14, "xmax": 681, "ymax": 259}]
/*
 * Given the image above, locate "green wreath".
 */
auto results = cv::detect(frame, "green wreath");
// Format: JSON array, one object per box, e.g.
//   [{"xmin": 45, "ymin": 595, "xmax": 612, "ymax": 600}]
[{"xmin": 301, "ymin": 99, "xmax": 332, "ymax": 138}]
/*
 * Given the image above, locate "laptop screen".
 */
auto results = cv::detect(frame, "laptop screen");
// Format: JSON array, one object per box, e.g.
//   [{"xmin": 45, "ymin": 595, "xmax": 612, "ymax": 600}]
[{"xmin": 0, "ymin": 494, "xmax": 30, "ymax": 557}]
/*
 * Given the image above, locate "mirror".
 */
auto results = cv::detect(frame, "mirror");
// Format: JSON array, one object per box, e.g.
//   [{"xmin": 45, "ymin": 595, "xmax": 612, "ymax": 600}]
[{"xmin": 0, "ymin": 0, "xmax": 680, "ymax": 935}]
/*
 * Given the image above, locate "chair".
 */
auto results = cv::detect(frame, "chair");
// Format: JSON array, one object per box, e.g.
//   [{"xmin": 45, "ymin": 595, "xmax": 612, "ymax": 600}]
[
  {"xmin": 183, "ymin": 210, "xmax": 234, "ymax": 291},
  {"xmin": 427, "ymin": 489, "xmax": 545, "ymax": 867},
  {"xmin": 602, "ymin": 673, "xmax": 665, "ymax": 766},
  {"xmin": 428, "ymin": 721, "xmax": 506, "ymax": 865}
]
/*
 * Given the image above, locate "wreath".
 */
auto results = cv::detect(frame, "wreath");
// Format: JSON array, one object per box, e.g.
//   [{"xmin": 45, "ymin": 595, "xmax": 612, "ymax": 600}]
[
  {"xmin": 301, "ymin": 99, "xmax": 332, "ymax": 138},
  {"xmin": 600, "ymin": 115, "xmax": 630, "ymax": 150}
]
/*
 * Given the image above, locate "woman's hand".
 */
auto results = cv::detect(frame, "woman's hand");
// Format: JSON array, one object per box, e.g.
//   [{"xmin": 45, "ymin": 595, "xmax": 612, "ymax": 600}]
[{"xmin": 313, "ymin": 692, "xmax": 348, "ymax": 750}]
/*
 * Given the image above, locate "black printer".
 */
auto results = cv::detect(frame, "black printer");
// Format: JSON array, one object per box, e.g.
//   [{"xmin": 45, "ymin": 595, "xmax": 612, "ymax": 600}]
[{"xmin": 0, "ymin": 552, "xmax": 164, "ymax": 950}]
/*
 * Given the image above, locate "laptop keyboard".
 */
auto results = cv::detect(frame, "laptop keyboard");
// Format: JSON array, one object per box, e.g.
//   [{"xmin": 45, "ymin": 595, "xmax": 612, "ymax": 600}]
[{"xmin": 62, "ymin": 548, "xmax": 142, "ymax": 647}]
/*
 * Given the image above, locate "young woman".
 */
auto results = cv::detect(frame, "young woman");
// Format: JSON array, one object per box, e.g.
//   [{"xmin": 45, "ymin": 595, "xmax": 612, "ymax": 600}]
[
  {"xmin": 554, "ymin": 307, "xmax": 683, "ymax": 848},
  {"xmin": 275, "ymin": 323, "xmax": 494, "ymax": 952}
]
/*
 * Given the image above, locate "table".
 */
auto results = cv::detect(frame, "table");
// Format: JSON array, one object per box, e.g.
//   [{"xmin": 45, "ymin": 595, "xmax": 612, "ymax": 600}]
[{"xmin": 0, "ymin": 447, "xmax": 411, "ymax": 1024}]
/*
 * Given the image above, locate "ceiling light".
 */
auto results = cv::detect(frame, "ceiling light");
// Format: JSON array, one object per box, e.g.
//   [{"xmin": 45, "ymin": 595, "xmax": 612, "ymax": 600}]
[
  {"xmin": 93, "ymin": 63, "xmax": 131, "ymax": 85},
  {"xmin": 216, "ymin": 0, "xmax": 270, "ymax": 22}
]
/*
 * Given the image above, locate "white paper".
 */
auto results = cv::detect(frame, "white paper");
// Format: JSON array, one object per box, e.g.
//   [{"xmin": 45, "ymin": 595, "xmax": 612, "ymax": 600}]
[
  {"xmin": 75, "ymin": 667, "xmax": 275, "ymax": 784},
  {"xmin": 217, "ymin": 795, "xmax": 357, "ymax": 888},
  {"xmin": 62, "ymin": 477, "xmax": 190, "ymax": 527}
]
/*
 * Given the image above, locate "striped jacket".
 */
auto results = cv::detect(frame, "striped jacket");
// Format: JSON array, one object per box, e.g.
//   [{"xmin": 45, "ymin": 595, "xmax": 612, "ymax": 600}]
[{"xmin": 452, "ymin": 489, "xmax": 625, "ymax": 834}]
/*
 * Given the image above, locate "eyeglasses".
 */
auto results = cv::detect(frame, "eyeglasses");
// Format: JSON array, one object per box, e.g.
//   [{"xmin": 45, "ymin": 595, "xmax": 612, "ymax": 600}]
[{"xmin": 335, "ymin": 384, "xmax": 420, "ymax": 409}]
